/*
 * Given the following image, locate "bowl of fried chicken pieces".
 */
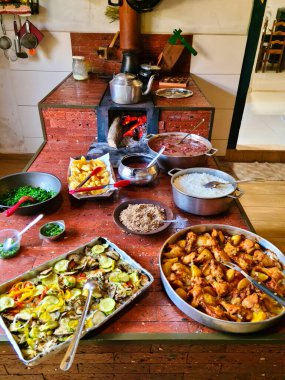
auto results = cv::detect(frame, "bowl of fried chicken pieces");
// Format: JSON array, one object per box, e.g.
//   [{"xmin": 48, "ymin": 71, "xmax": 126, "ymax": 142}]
[{"xmin": 160, "ymin": 224, "xmax": 285, "ymax": 333}]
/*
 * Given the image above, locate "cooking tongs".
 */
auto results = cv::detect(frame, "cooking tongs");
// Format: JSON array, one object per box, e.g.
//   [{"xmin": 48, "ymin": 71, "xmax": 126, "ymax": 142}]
[{"xmin": 221, "ymin": 261, "xmax": 285, "ymax": 307}]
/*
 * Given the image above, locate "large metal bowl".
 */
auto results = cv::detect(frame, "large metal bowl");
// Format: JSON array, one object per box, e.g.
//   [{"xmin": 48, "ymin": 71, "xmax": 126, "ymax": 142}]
[
  {"xmin": 146, "ymin": 132, "xmax": 218, "ymax": 171},
  {"xmin": 0, "ymin": 172, "xmax": 62, "ymax": 215},
  {"xmin": 168, "ymin": 167, "xmax": 243, "ymax": 216},
  {"xmin": 118, "ymin": 154, "xmax": 160, "ymax": 185},
  {"xmin": 159, "ymin": 224, "xmax": 285, "ymax": 334}
]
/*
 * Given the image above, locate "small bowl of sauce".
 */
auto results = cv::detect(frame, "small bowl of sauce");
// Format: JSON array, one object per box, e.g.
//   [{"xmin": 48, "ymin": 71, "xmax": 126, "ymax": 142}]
[{"xmin": 118, "ymin": 154, "xmax": 160, "ymax": 185}]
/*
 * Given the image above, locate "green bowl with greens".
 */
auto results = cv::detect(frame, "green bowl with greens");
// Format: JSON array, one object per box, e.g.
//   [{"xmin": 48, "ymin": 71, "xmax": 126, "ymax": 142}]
[
  {"xmin": 39, "ymin": 220, "xmax": 65, "ymax": 241},
  {"xmin": 0, "ymin": 172, "xmax": 62, "ymax": 215}
]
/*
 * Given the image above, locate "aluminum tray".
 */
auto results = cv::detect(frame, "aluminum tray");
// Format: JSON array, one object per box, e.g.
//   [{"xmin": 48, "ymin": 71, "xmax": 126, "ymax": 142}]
[
  {"xmin": 159, "ymin": 224, "xmax": 285, "ymax": 334},
  {"xmin": 0, "ymin": 237, "xmax": 153, "ymax": 366},
  {"xmin": 68, "ymin": 153, "xmax": 116, "ymax": 199}
]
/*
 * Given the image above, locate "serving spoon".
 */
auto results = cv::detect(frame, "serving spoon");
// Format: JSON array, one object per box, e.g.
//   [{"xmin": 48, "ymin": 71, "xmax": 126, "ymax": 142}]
[
  {"xmin": 177, "ymin": 118, "xmax": 205, "ymax": 145},
  {"xmin": 3, "ymin": 214, "xmax": 44, "ymax": 251},
  {"xmin": 221, "ymin": 260, "xmax": 285, "ymax": 306},
  {"xmin": 60, "ymin": 280, "xmax": 97, "ymax": 371},
  {"xmin": 203, "ymin": 178, "xmax": 264, "ymax": 189},
  {"xmin": 4, "ymin": 195, "xmax": 36, "ymax": 217},
  {"xmin": 146, "ymin": 146, "xmax": 165, "ymax": 168}
]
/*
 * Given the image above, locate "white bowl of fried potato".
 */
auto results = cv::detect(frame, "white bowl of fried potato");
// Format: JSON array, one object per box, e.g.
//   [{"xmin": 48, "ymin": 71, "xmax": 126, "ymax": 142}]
[
  {"xmin": 67, "ymin": 153, "xmax": 116, "ymax": 199},
  {"xmin": 160, "ymin": 224, "xmax": 285, "ymax": 333}
]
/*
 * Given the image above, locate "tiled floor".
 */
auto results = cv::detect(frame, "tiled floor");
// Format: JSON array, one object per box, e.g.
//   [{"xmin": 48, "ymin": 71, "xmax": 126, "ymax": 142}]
[{"xmin": 236, "ymin": 70, "xmax": 285, "ymax": 150}]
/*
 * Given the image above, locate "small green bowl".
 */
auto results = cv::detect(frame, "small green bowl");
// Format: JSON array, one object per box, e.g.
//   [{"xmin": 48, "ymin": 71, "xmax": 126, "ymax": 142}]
[{"xmin": 39, "ymin": 220, "xmax": 65, "ymax": 242}]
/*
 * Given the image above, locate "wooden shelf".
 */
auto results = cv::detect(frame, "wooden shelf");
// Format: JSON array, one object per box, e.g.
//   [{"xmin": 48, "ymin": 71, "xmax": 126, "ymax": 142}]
[{"xmin": 0, "ymin": 1, "xmax": 39, "ymax": 15}]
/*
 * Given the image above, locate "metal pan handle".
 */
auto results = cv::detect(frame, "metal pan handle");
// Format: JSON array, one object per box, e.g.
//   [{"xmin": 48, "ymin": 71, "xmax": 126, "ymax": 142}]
[
  {"xmin": 168, "ymin": 168, "xmax": 183, "ymax": 177},
  {"xmin": 205, "ymin": 148, "xmax": 218, "ymax": 157},
  {"xmin": 227, "ymin": 188, "xmax": 244, "ymax": 199}
]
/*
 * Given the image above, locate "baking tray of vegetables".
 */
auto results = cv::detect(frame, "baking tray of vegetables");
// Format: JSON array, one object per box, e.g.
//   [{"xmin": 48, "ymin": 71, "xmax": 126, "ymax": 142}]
[{"xmin": 0, "ymin": 237, "xmax": 153, "ymax": 366}]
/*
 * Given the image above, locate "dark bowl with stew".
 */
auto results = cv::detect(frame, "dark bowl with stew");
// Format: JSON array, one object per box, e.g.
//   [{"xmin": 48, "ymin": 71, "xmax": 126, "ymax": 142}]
[
  {"xmin": 0, "ymin": 172, "xmax": 62, "ymax": 215},
  {"xmin": 118, "ymin": 154, "xmax": 160, "ymax": 185},
  {"xmin": 146, "ymin": 132, "xmax": 218, "ymax": 171}
]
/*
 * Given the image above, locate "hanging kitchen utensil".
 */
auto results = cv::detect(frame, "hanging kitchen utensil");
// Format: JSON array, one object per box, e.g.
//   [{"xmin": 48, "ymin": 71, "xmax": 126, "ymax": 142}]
[
  {"xmin": 126, "ymin": 0, "xmax": 161, "ymax": 12},
  {"xmin": 19, "ymin": 20, "xmax": 44, "ymax": 45},
  {"xmin": 20, "ymin": 18, "xmax": 38, "ymax": 49},
  {"xmin": 0, "ymin": 15, "xmax": 12, "ymax": 51},
  {"xmin": 13, "ymin": 18, "xmax": 28, "ymax": 59}
]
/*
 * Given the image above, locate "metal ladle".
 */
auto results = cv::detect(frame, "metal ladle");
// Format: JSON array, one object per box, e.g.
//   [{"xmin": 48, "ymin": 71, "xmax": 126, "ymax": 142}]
[
  {"xmin": 177, "ymin": 118, "xmax": 205, "ymax": 144},
  {"xmin": 60, "ymin": 280, "xmax": 98, "ymax": 371},
  {"xmin": 0, "ymin": 15, "xmax": 12, "ymax": 51},
  {"xmin": 146, "ymin": 146, "xmax": 166, "ymax": 168}
]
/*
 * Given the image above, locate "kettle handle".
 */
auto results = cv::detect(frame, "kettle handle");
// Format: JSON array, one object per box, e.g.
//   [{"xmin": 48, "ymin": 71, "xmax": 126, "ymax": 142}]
[
  {"xmin": 108, "ymin": 0, "xmax": 122, "ymax": 5},
  {"xmin": 142, "ymin": 74, "xmax": 155, "ymax": 95}
]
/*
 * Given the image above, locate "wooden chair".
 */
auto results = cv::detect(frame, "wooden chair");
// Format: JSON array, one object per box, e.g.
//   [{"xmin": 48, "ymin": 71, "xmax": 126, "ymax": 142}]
[
  {"xmin": 255, "ymin": 18, "xmax": 269, "ymax": 72},
  {"xmin": 262, "ymin": 20, "xmax": 285, "ymax": 72}
]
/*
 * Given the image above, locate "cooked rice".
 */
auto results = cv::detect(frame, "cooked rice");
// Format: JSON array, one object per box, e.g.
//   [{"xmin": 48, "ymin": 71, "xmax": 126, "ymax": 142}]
[
  {"xmin": 119, "ymin": 203, "xmax": 166, "ymax": 232},
  {"xmin": 173, "ymin": 173, "xmax": 234, "ymax": 198}
]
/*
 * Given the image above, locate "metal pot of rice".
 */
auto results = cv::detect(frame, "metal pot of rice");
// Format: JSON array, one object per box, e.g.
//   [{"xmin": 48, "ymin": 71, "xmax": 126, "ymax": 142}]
[
  {"xmin": 146, "ymin": 132, "xmax": 218, "ymax": 171},
  {"xmin": 168, "ymin": 167, "xmax": 243, "ymax": 216}
]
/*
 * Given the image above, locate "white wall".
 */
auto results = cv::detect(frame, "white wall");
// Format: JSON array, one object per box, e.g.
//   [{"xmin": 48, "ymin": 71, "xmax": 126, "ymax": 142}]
[{"xmin": 0, "ymin": 0, "xmax": 253, "ymax": 155}]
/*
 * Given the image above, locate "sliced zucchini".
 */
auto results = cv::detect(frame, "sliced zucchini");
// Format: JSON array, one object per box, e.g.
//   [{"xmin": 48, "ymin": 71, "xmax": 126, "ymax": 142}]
[
  {"xmin": 99, "ymin": 297, "xmax": 116, "ymax": 315},
  {"xmin": 91, "ymin": 245, "xmax": 105, "ymax": 255},
  {"xmin": 40, "ymin": 295, "xmax": 59, "ymax": 306},
  {"xmin": 62, "ymin": 275, "xmax": 77, "ymax": 288},
  {"xmin": 41, "ymin": 273, "xmax": 58, "ymax": 286},
  {"xmin": 99, "ymin": 256, "xmax": 115, "ymax": 269},
  {"xmin": 69, "ymin": 288, "xmax": 82, "ymax": 300},
  {"xmin": 85, "ymin": 310, "xmax": 106, "ymax": 329},
  {"xmin": 34, "ymin": 284, "xmax": 46, "ymax": 296},
  {"xmin": 109, "ymin": 271, "xmax": 129, "ymax": 283},
  {"xmin": 29, "ymin": 326, "xmax": 41, "ymax": 339},
  {"xmin": 0, "ymin": 296, "xmax": 15, "ymax": 312},
  {"xmin": 54, "ymin": 259, "xmax": 70, "ymax": 273},
  {"xmin": 92, "ymin": 310, "xmax": 106, "ymax": 325},
  {"xmin": 39, "ymin": 321, "xmax": 59, "ymax": 332}
]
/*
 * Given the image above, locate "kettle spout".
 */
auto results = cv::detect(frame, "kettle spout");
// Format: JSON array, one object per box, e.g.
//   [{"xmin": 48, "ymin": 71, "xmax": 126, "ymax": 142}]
[{"xmin": 142, "ymin": 74, "xmax": 155, "ymax": 95}]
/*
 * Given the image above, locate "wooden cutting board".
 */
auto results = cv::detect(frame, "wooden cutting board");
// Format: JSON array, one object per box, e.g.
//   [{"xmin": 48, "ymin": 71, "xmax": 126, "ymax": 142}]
[{"xmin": 158, "ymin": 43, "xmax": 185, "ymax": 71}]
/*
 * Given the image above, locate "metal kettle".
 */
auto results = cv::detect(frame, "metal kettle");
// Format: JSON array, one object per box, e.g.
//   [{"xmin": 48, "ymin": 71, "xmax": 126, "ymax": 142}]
[{"xmin": 109, "ymin": 73, "xmax": 155, "ymax": 105}]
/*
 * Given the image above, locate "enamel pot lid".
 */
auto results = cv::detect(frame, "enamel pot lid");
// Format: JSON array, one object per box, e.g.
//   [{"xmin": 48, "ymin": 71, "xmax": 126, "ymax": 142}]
[{"xmin": 126, "ymin": 0, "xmax": 161, "ymax": 12}]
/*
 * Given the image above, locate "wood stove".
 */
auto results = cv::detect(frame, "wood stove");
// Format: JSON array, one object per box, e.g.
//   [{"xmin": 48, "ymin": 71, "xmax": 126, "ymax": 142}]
[
  {"xmin": 87, "ymin": 87, "xmax": 159, "ymax": 166},
  {"xmin": 97, "ymin": 88, "xmax": 158, "ymax": 144}
]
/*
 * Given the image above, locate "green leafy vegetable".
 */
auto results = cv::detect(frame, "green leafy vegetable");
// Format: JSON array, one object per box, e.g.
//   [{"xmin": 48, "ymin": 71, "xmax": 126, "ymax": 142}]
[
  {"xmin": 0, "ymin": 243, "xmax": 20, "ymax": 259},
  {"xmin": 41, "ymin": 223, "xmax": 64, "ymax": 237},
  {"xmin": 0, "ymin": 186, "xmax": 56, "ymax": 207}
]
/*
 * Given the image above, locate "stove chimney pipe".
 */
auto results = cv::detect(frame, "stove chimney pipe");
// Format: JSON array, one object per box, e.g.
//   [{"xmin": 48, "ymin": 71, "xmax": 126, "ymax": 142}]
[{"xmin": 119, "ymin": 0, "xmax": 140, "ymax": 51}]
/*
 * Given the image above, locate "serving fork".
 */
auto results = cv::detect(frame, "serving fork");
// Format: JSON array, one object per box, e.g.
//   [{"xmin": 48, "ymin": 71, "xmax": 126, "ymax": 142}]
[{"xmin": 221, "ymin": 260, "xmax": 285, "ymax": 307}]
